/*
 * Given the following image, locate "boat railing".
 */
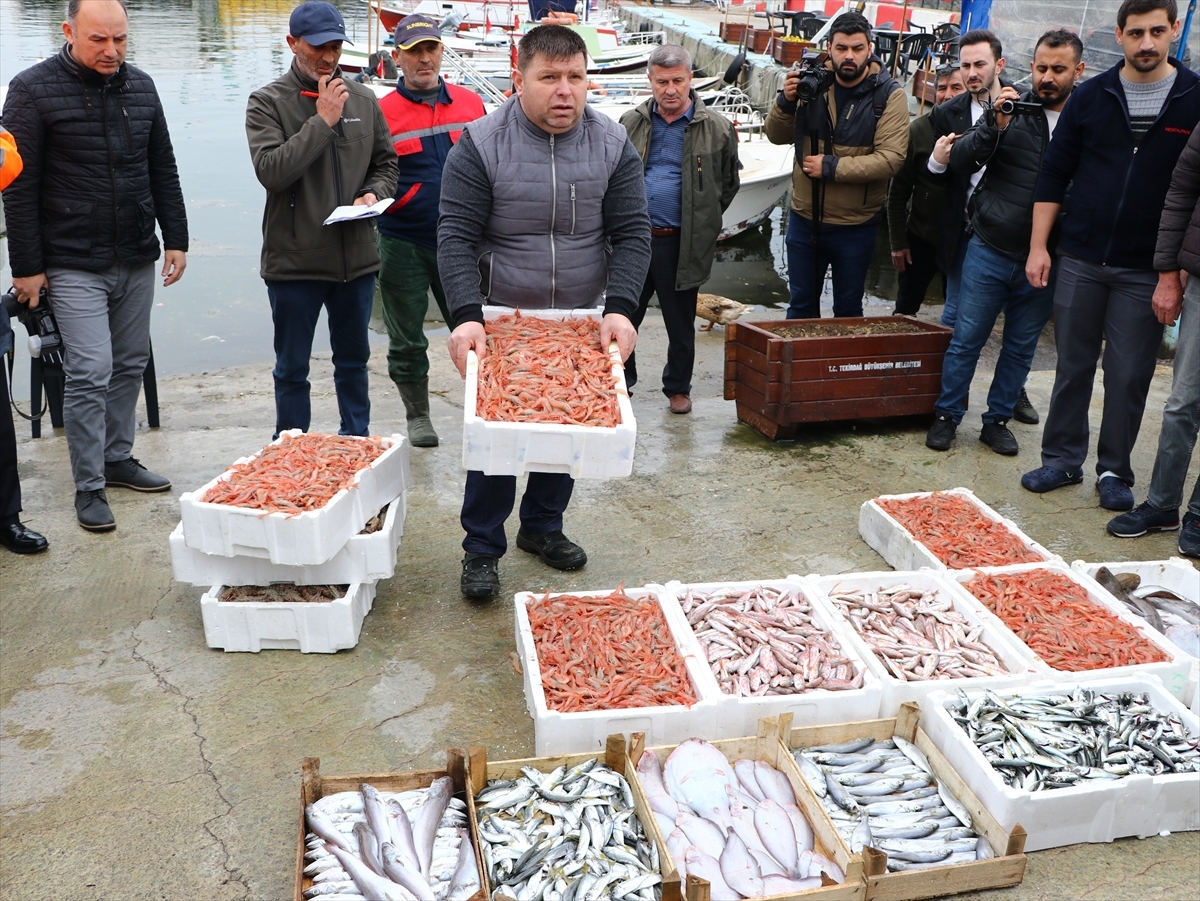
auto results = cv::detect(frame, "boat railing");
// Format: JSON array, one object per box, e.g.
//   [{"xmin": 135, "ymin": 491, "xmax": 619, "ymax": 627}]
[{"xmin": 441, "ymin": 43, "xmax": 510, "ymax": 107}]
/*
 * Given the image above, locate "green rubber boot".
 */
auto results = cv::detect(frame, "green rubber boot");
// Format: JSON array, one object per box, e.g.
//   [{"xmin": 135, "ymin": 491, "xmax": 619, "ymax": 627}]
[{"xmin": 397, "ymin": 379, "xmax": 438, "ymax": 447}]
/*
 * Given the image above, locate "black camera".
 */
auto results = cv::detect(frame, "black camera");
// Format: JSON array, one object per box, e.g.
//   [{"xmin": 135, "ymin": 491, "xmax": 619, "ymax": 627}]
[
  {"xmin": 792, "ymin": 54, "xmax": 835, "ymax": 103},
  {"xmin": 2, "ymin": 289, "xmax": 65, "ymax": 366},
  {"xmin": 995, "ymin": 98, "xmax": 1043, "ymax": 116}
]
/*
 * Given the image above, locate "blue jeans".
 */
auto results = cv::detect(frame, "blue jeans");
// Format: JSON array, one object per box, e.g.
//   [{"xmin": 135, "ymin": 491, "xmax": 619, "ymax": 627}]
[
  {"xmin": 266, "ymin": 273, "xmax": 375, "ymax": 438},
  {"xmin": 934, "ymin": 236, "xmax": 1055, "ymax": 425},
  {"xmin": 1148, "ymin": 277, "xmax": 1200, "ymax": 517},
  {"xmin": 461, "ymin": 471, "xmax": 575, "ymax": 558},
  {"xmin": 784, "ymin": 210, "xmax": 879, "ymax": 318},
  {"xmin": 941, "ymin": 232, "xmax": 970, "ymax": 328}
]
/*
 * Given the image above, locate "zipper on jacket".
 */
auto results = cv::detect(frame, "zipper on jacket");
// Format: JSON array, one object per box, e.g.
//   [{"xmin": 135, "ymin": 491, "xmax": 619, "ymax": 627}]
[
  {"xmin": 697, "ymin": 155, "xmax": 703, "ymax": 191},
  {"xmin": 121, "ymin": 104, "xmax": 132, "ymax": 147},
  {"xmin": 330, "ymin": 139, "xmax": 348, "ymax": 282},
  {"xmin": 1101, "ymin": 81, "xmax": 1170, "ymax": 265},
  {"xmin": 290, "ymin": 192, "xmax": 297, "ymax": 239},
  {"xmin": 570, "ymin": 183, "xmax": 576, "ymax": 235},
  {"xmin": 102, "ymin": 85, "xmax": 120, "ymax": 257},
  {"xmin": 549, "ymin": 135, "xmax": 557, "ymax": 308}
]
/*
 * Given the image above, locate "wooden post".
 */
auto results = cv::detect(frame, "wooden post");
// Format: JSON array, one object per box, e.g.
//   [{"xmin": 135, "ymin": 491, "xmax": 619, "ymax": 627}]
[
  {"xmin": 604, "ymin": 734, "xmax": 627, "ymax": 774},
  {"xmin": 893, "ymin": 0, "xmax": 910, "ymax": 78}
]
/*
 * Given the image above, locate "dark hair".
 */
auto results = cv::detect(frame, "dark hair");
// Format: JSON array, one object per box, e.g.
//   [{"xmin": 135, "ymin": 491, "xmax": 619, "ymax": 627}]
[
  {"xmin": 830, "ymin": 11, "xmax": 872, "ymax": 42},
  {"xmin": 935, "ymin": 63, "xmax": 961, "ymax": 83},
  {"xmin": 1035, "ymin": 28, "xmax": 1084, "ymax": 61},
  {"xmin": 68, "ymin": 0, "xmax": 128, "ymax": 23},
  {"xmin": 959, "ymin": 29, "xmax": 1003, "ymax": 62},
  {"xmin": 517, "ymin": 24, "xmax": 587, "ymax": 73},
  {"xmin": 1117, "ymin": 0, "xmax": 1178, "ymax": 28}
]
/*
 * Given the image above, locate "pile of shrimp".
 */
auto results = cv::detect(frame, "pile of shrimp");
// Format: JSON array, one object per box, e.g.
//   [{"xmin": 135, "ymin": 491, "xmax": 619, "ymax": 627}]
[
  {"xmin": 477, "ymin": 313, "xmax": 620, "ymax": 428},
  {"xmin": 201, "ymin": 433, "xmax": 386, "ymax": 515},
  {"xmin": 966, "ymin": 569, "xmax": 1170, "ymax": 672},
  {"xmin": 878, "ymin": 491, "xmax": 1044, "ymax": 568},
  {"xmin": 527, "ymin": 586, "xmax": 698, "ymax": 713}
]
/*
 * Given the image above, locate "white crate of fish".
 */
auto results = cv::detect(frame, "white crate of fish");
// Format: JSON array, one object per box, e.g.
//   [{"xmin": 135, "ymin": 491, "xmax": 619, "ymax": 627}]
[
  {"xmin": 179, "ymin": 431, "xmax": 409, "ymax": 566},
  {"xmin": 859, "ymin": 487, "xmax": 1058, "ymax": 572},
  {"xmin": 919, "ymin": 677, "xmax": 1200, "ymax": 852},
  {"xmin": 654, "ymin": 579, "xmax": 882, "ymax": 739},
  {"xmin": 170, "ymin": 494, "xmax": 404, "ymax": 587},
  {"xmin": 1072, "ymin": 558, "xmax": 1199, "ymax": 710},
  {"xmin": 806, "ymin": 571, "xmax": 1041, "ymax": 718},
  {"xmin": 200, "ymin": 581, "xmax": 376, "ymax": 653},
  {"xmin": 946, "ymin": 562, "xmax": 1194, "ymax": 702},
  {"xmin": 513, "ymin": 585, "xmax": 719, "ymax": 757},
  {"xmin": 462, "ymin": 307, "xmax": 636, "ymax": 480}
]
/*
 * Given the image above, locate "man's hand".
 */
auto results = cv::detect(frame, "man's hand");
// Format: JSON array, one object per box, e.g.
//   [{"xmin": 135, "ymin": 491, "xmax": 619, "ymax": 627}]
[
  {"xmin": 601, "ymin": 313, "xmax": 637, "ymax": 363},
  {"xmin": 931, "ymin": 132, "xmax": 958, "ymax": 166},
  {"xmin": 1152, "ymin": 270, "xmax": 1185, "ymax": 326},
  {"xmin": 353, "ymin": 193, "xmax": 378, "ymax": 207},
  {"xmin": 891, "ymin": 248, "xmax": 912, "ymax": 273},
  {"xmin": 782, "ymin": 69, "xmax": 801, "ymax": 103},
  {"xmin": 802, "ymin": 155, "xmax": 826, "ymax": 181},
  {"xmin": 1026, "ymin": 246, "xmax": 1053, "ymax": 289},
  {"xmin": 448, "ymin": 320, "xmax": 487, "ymax": 379},
  {"xmin": 316, "ymin": 74, "xmax": 349, "ymax": 128},
  {"xmin": 993, "ymin": 85, "xmax": 1020, "ymax": 131},
  {"xmin": 12, "ymin": 273, "xmax": 47, "ymax": 309},
  {"xmin": 162, "ymin": 250, "xmax": 187, "ymax": 287}
]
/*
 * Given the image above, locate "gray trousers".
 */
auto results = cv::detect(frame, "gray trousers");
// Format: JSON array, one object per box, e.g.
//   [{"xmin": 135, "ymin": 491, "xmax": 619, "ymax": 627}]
[
  {"xmin": 1040, "ymin": 255, "xmax": 1162, "ymax": 485},
  {"xmin": 1148, "ymin": 277, "xmax": 1200, "ymax": 517},
  {"xmin": 46, "ymin": 263, "xmax": 156, "ymax": 491}
]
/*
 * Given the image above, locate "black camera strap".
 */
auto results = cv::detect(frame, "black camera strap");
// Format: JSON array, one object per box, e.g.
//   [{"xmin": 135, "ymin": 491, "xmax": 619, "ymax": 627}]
[{"xmin": 5, "ymin": 348, "xmax": 51, "ymax": 423}]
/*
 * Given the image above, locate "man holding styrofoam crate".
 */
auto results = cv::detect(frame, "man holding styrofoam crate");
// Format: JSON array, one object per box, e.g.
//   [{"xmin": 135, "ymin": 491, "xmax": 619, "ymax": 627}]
[{"xmin": 437, "ymin": 25, "xmax": 651, "ymax": 600}]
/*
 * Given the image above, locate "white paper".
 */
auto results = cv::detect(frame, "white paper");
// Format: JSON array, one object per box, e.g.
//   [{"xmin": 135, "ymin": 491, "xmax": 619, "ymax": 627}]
[{"xmin": 323, "ymin": 197, "xmax": 393, "ymax": 225}]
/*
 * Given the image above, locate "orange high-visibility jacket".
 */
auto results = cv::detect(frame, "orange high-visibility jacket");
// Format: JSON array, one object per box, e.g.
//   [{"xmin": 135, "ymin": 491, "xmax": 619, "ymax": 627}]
[{"xmin": 0, "ymin": 127, "xmax": 23, "ymax": 191}]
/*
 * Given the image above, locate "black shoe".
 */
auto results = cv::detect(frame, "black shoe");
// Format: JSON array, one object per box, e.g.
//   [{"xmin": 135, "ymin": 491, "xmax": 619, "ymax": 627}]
[
  {"xmin": 0, "ymin": 522, "xmax": 49, "ymax": 554},
  {"xmin": 1106, "ymin": 501, "xmax": 1180, "ymax": 538},
  {"xmin": 1097, "ymin": 476, "xmax": 1135, "ymax": 512},
  {"xmin": 105, "ymin": 456, "xmax": 171, "ymax": 492},
  {"xmin": 461, "ymin": 553, "xmax": 499, "ymax": 600},
  {"xmin": 925, "ymin": 415, "xmax": 957, "ymax": 451},
  {"xmin": 980, "ymin": 421, "xmax": 1019, "ymax": 456},
  {"xmin": 516, "ymin": 528, "xmax": 588, "ymax": 571},
  {"xmin": 1013, "ymin": 387, "xmax": 1039, "ymax": 425},
  {"xmin": 1179, "ymin": 512, "xmax": 1200, "ymax": 559},
  {"xmin": 75, "ymin": 489, "xmax": 116, "ymax": 532}
]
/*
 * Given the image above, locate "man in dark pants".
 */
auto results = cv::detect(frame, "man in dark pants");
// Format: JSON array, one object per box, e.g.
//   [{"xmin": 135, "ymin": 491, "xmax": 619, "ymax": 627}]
[
  {"xmin": 439, "ymin": 26, "xmax": 650, "ymax": 599},
  {"xmin": 887, "ymin": 65, "xmax": 964, "ymax": 315},
  {"xmin": 1022, "ymin": 0, "xmax": 1200, "ymax": 512},
  {"xmin": 619, "ymin": 44, "xmax": 739, "ymax": 414},
  {"xmin": 246, "ymin": 2, "xmax": 397, "ymax": 439}
]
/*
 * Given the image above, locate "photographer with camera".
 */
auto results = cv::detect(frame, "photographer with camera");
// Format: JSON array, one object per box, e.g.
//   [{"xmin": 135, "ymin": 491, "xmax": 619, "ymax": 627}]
[
  {"xmin": 925, "ymin": 30, "xmax": 1085, "ymax": 457},
  {"xmin": 765, "ymin": 12, "xmax": 907, "ymax": 319}
]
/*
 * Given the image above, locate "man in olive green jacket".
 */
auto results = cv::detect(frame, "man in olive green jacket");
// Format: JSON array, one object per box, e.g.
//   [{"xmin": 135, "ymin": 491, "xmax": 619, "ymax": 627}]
[
  {"xmin": 246, "ymin": 2, "xmax": 397, "ymax": 438},
  {"xmin": 620, "ymin": 44, "xmax": 739, "ymax": 413}
]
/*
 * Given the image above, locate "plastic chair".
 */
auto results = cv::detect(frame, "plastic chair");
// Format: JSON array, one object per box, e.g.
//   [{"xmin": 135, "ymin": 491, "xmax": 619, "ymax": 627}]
[
  {"xmin": 897, "ymin": 33, "xmax": 937, "ymax": 78},
  {"xmin": 30, "ymin": 340, "xmax": 159, "ymax": 438}
]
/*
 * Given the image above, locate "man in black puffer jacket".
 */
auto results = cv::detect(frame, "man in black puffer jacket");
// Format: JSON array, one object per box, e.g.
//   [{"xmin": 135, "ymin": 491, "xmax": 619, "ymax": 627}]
[
  {"xmin": 3, "ymin": 0, "xmax": 188, "ymax": 533},
  {"xmin": 925, "ymin": 30, "xmax": 1085, "ymax": 458}
]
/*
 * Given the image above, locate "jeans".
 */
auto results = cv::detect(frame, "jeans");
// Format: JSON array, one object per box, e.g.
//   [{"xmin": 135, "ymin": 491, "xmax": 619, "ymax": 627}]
[
  {"xmin": 940, "ymin": 231, "xmax": 970, "ymax": 328},
  {"xmin": 893, "ymin": 230, "xmax": 945, "ymax": 315},
  {"xmin": 626, "ymin": 233, "xmax": 700, "ymax": 397},
  {"xmin": 461, "ymin": 470, "xmax": 575, "ymax": 557},
  {"xmin": 378, "ymin": 234, "xmax": 450, "ymax": 386},
  {"xmin": 1, "ymin": 364, "xmax": 20, "ymax": 524},
  {"xmin": 1148, "ymin": 277, "xmax": 1200, "ymax": 517},
  {"xmin": 266, "ymin": 273, "xmax": 375, "ymax": 438},
  {"xmin": 45, "ymin": 263, "xmax": 156, "ymax": 491},
  {"xmin": 934, "ymin": 236, "xmax": 1055, "ymax": 425},
  {"xmin": 784, "ymin": 210, "xmax": 879, "ymax": 318}
]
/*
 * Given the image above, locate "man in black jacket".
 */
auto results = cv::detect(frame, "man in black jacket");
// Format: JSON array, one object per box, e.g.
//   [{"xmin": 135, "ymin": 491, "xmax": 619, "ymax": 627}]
[
  {"xmin": 926, "ymin": 30, "xmax": 1084, "ymax": 457},
  {"xmin": 3, "ymin": 0, "xmax": 188, "ymax": 533}
]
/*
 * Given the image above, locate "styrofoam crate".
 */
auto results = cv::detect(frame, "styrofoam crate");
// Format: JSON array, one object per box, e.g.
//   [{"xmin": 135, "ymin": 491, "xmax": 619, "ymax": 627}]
[
  {"xmin": 920, "ymin": 676, "xmax": 1200, "ymax": 851},
  {"xmin": 170, "ymin": 492, "xmax": 404, "ymax": 586},
  {"xmin": 806, "ymin": 570, "xmax": 1041, "ymax": 717},
  {"xmin": 200, "ymin": 580, "xmax": 376, "ymax": 653},
  {"xmin": 514, "ymin": 585, "xmax": 719, "ymax": 756},
  {"xmin": 653, "ymin": 578, "xmax": 882, "ymax": 737},
  {"xmin": 859, "ymin": 487, "xmax": 1058, "ymax": 571},
  {"xmin": 462, "ymin": 307, "xmax": 636, "ymax": 479},
  {"xmin": 179, "ymin": 431, "xmax": 409, "ymax": 566},
  {"xmin": 947, "ymin": 562, "xmax": 1194, "ymax": 702}
]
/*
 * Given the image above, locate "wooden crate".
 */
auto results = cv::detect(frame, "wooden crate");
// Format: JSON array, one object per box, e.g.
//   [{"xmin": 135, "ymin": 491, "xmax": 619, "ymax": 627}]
[
  {"xmin": 719, "ymin": 22, "xmax": 750, "ymax": 45},
  {"xmin": 772, "ymin": 39, "xmax": 813, "ymax": 67},
  {"xmin": 750, "ymin": 28, "xmax": 776, "ymax": 54},
  {"xmin": 293, "ymin": 753, "xmax": 485, "ymax": 901},
  {"xmin": 910, "ymin": 68, "xmax": 938, "ymax": 105},
  {"xmin": 786, "ymin": 704, "xmax": 1028, "ymax": 901},
  {"xmin": 465, "ymin": 736, "xmax": 684, "ymax": 901},
  {"xmin": 724, "ymin": 317, "xmax": 953, "ymax": 440}
]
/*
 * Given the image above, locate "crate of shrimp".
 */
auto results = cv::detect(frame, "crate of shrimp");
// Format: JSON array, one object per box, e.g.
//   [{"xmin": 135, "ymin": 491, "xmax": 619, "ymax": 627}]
[
  {"xmin": 627, "ymin": 720, "xmax": 867, "ymax": 900},
  {"xmin": 200, "ymin": 581, "xmax": 377, "ymax": 653},
  {"xmin": 655, "ymin": 579, "xmax": 882, "ymax": 739},
  {"xmin": 919, "ymin": 677, "xmax": 1199, "ymax": 852},
  {"xmin": 295, "ymin": 752, "xmax": 484, "ymax": 901},
  {"xmin": 806, "ymin": 571, "xmax": 1040, "ymax": 717},
  {"xmin": 513, "ymin": 584, "xmax": 719, "ymax": 756},
  {"xmin": 946, "ymin": 562, "xmax": 1193, "ymax": 700},
  {"xmin": 859, "ymin": 488, "xmax": 1057, "ymax": 572},
  {"xmin": 462, "ymin": 307, "xmax": 636, "ymax": 479},
  {"xmin": 179, "ymin": 430, "xmax": 409, "ymax": 566},
  {"xmin": 786, "ymin": 703, "xmax": 1027, "ymax": 900}
]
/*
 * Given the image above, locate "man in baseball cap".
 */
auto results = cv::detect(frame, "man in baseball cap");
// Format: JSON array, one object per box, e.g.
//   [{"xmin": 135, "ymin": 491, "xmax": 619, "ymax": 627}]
[
  {"xmin": 289, "ymin": 0, "xmax": 352, "ymax": 46},
  {"xmin": 394, "ymin": 13, "xmax": 442, "ymax": 50}
]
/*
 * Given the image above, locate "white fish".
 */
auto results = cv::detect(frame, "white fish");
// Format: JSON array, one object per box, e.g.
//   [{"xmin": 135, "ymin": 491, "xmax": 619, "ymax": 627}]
[
  {"xmin": 937, "ymin": 783, "xmax": 973, "ymax": 829},
  {"xmin": 750, "ymin": 849, "xmax": 788, "ymax": 878},
  {"xmin": 733, "ymin": 759, "xmax": 765, "ymax": 802},
  {"xmin": 893, "ymin": 736, "xmax": 934, "ymax": 776},
  {"xmin": 753, "ymin": 799, "xmax": 798, "ymax": 877},
  {"xmin": 719, "ymin": 833, "xmax": 764, "ymax": 899},
  {"xmin": 675, "ymin": 810, "xmax": 726, "ymax": 859},
  {"xmin": 445, "ymin": 829, "xmax": 481, "ymax": 901},
  {"xmin": 636, "ymin": 750, "xmax": 680, "ymax": 820},
  {"xmin": 730, "ymin": 802, "xmax": 772, "ymax": 858},
  {"xmin": 811, "ymin": 851, "xmax": 844, "ymax": 883},
  {"xmin": 385, "ymin": 798, "xmax": 421, "ymax": 872},
  {"xmin": 753, "ymin": 760, "xmax": 798, "ymax": 807},
  {"xmin": 306, "ymin": 805, "xmax": 356, "ymax": 854},
  {"xmin": 325, "ymin": 842, "xmax": 411, "ymax": 901},
  {"xmin": 763, "ymin": 874, "xmax": 824, "ymax": 894},
  {"xmin": 412, "ymin": 777, "xmax": 452, "ymax": 877},
  {"xmin": 652, "ymin": 810, "xmax": 676, "ymax": 839},
  {"xmin": 684, "ymin": 848, "xmax": 736, "ymax": 900},
  {"xmin": 380, "ymin": 841, "xmax": 436, "ymax": 901},
  {"xmin": 665, "ymin": 828, "xmax": 691, "ymax": 882},
  {"xmin": 663, "ymin": 739, "xmax": 737, "ymax": 832},
  {"xmin": 782, "ymin": 803, "xmax": 814, "ymax": 855}
]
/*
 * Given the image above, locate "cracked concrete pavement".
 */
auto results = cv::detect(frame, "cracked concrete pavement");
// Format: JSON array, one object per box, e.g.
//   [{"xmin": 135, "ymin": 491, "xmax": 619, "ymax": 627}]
[{"xmin": 1, "ymin": 303, "xmax": 1197, "ymax": 900}]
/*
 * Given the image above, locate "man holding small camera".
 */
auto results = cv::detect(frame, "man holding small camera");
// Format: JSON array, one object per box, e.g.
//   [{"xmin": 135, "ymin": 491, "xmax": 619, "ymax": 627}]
[
  {"xmin": 765, "ymin": 12, "xmax": 907, "ymax": 319},
  {"xmin": 926, "ymin": 30, "xmax": 1085, "ymax": 457}
]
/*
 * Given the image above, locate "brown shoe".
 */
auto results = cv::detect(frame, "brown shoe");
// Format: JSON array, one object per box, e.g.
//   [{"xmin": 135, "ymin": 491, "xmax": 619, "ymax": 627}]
[{"xmin": 669, "ymin": 394, "xmax": 692, "ymax": 414}]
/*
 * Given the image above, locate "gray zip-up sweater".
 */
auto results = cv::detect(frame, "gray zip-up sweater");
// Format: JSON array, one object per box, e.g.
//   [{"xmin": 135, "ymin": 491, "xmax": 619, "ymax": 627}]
[{"xmin": 437, "ymin": 97, "xmax": 650, "ymax": 328}]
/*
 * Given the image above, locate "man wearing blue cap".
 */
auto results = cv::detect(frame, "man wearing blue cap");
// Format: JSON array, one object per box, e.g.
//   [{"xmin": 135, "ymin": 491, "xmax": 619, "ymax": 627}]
[
  {"xmin": 377, "ymin": 14, "xmax": 486, "ymax": 448},
  {"xmin": 246, "ymin": 1, "xmax": 397, "ymax": 439}
]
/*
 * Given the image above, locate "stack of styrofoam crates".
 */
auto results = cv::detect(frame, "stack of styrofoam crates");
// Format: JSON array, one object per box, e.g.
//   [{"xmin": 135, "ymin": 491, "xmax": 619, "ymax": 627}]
[{"xmin": 171, "ymin": 430, "xmax": 409, "ymax": 653}]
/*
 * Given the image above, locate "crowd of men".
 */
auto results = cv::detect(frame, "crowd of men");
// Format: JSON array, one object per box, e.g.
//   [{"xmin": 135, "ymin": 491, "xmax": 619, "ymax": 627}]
[{"xmin": 1, "ymin": 0, "xmax": 1197, "ymax": 585}]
